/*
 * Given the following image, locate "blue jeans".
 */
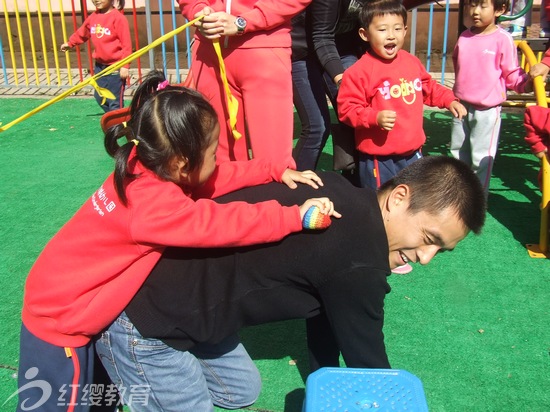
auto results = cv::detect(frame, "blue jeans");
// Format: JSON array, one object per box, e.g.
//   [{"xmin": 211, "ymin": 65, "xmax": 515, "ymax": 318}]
[
  {"xmin": 292, "ymin": 56, "xmax": 331, "ymax": 171},
  {"xmin": 358, "ymin": 150, "xmax": 423, "ymax": 190},
  {"xmin": 95, "ymin": 312, "xmax": 261, "ymax": 412},
  {"xmin": 94, "ymin": 62, "xmax": 125, "ymax": 113}
]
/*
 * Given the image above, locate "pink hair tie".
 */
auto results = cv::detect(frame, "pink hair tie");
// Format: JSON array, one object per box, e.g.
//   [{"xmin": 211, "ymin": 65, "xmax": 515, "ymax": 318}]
[{"xmin": 157, "ymin": 80, "xmax": 169, "ymax": 91}]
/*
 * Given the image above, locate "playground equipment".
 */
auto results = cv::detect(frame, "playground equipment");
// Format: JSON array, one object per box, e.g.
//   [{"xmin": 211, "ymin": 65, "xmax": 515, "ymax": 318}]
[{"xmin": 517, "ymin": 40, "xmax": 550, "ymax": 258}]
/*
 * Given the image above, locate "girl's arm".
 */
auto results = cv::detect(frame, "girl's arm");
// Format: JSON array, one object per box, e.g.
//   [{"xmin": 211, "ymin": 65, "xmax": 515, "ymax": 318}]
[
  {"xmin": 132, "ymin": 182, "xmax": 303, "ymax": 248},
  {"xmin": 192, "ymin": 158, "xmax": 322, "ymax": 199},
  {"xmin": 66, "ymin": 16, "xmax": 93, "ymax": 47},
  {"xmin": 501, "ymin": 36, "xmax": 530, "ymax": 93},
  {"xmin": 524, "ymin": 105, "xmax": 550, "ymax": 156}
]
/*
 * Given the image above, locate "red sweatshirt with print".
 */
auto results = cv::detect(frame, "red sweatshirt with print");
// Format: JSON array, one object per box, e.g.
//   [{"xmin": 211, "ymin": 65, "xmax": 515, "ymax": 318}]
[
  {"xmin": 22, "ymin": 154, "xmax": 302, "ymax": 347},
  {"xmin": 68, "ymin": 9, "xmax": 132, "ymax": 68},
  {"xmin": 338, "ymin": 49, "xmax": 458, "ymax": 156}
]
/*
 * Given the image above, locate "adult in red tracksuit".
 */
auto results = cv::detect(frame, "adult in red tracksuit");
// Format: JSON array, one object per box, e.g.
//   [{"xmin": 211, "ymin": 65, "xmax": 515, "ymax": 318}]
[{"xmin": 179, "ymin": 0, "xmax": 311, "ymax": 167}]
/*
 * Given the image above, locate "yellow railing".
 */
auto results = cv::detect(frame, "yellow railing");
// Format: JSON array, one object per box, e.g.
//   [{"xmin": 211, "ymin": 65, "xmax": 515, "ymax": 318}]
[{"xmin": 516, "ymin": 40, "xmax": 550, "ymax": 258}]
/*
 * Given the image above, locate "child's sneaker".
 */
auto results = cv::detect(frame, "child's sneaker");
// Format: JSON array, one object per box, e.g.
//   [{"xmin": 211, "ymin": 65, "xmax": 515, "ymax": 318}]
[
  {"xmin": 391, "ymin": 263, "xmax": 413, "ymax": 275},
  {"xmin": 508, "ymin": 24, "xmax": 526, "ymax": 38},
  {"xmin": 540, "ymin": 28, "xmax": 550, "ymax": 38}
]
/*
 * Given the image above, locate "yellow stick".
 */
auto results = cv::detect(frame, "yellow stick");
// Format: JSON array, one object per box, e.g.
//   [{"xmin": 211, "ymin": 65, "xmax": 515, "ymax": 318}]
[
  {"xmin": 14, "ymin": 2, "xmax": 30, "ymax": 85},
  {"xmin": 24, "ymin": 0, "xmax": 40, "ymax": 85},
  {"xmin": 0, "ymin": 16, "xmax": 203, "ymax": 133},
  {"xmin": 36, "ymin": 0, "xmax": 52, "ymax": 85},
  {"xmin": 212, "ymin": 39, "xmax": 241, "ymax": 140},
  {"xmin": 57, "ymin": 0, "xmax": 72, "ymax": 86}
]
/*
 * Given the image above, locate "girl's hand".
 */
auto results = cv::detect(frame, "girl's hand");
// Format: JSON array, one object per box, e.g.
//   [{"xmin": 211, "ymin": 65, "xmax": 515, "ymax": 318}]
[
  {"xmin": 529, "ymin": 62, "xmax": 550, "ymax": 79},
  {"xmin": 60, "ymin": 43, "xmax": 70, "ymax": 52},
  {"xmin": 120, "ymin": 67, "xmax": 129, "ymax": 80},
  {"xmin": 449, "ymin": 101, "xmax": 467, "ymax": 120},
  {"xmin": 535, "ymin": 149, "xmax": 549, "ymax": 163},
  {"xmin": 281, "ymin": 169, "xmax": 324, "ymax": 189},
  {"xmin": 377, "ymin": 110, "xmax": 396, "ymax": 131},
  {"xmin": 299, "ymin": 198, "xmax": 342, "ymax": 220}
]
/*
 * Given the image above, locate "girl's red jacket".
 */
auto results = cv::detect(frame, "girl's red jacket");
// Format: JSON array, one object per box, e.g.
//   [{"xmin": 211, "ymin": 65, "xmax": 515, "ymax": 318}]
[{"xmin": 22, "ymin": 153, "xmax": 302, "ymax": 347}]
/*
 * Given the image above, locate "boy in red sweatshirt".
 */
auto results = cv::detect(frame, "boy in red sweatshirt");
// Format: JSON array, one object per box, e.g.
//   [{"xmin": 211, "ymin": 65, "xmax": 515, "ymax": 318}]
[{"xmin": 61, "ymin": 0, "xmax": 131, "ymax": 112}]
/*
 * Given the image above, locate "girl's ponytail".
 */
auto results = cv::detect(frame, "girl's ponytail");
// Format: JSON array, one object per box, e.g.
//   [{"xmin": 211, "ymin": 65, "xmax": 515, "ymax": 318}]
[{"xmin": 104, "ymin": 124, "xmax": 137, "ymax": 206}]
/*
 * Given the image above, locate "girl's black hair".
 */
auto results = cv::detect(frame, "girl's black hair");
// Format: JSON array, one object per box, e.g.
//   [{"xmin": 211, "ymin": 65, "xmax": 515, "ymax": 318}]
[
  {"xmin": 104, "ymin": 70, "xmax": 218, "ymax": 206},
  {"xmin": 114, "ymin": 0, "xmax": 125, "ymax": 11}
]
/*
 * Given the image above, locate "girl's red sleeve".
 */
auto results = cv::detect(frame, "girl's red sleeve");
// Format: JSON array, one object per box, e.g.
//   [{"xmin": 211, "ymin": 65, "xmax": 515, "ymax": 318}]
[
  {"xmin": 191, "ymin": 158, "xmax": 286, "ymax": 199},
  {"xmin": 524, "ymin": 105, "xmax": 550, "ymax": 155},
  {"xmin": 68, "ymin": 15, "xmax": 93, "ymax": 47}
]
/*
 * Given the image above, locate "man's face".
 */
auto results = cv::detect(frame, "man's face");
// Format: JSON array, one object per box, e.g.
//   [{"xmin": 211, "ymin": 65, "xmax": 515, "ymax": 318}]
[{"xmin": 384, "ymin": 195, "xmax": 469, "ymax": 270}]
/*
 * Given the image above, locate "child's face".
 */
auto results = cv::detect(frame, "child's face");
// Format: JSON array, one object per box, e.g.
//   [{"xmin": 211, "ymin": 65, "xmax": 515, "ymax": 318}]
[
  {"xmin": 185, "ymin": 122, "xmax": 220, "ymax": 187},
  {"xmin": 93, "ymin": 0, "xmax": 114, "ymax": 12},
  {"xmin": 359, "ymin": 14, "xmax": 407, "ymax": 60},
  {"xmin": 467, "ymin": 0, "xmax": 505, "ymax": 32}
]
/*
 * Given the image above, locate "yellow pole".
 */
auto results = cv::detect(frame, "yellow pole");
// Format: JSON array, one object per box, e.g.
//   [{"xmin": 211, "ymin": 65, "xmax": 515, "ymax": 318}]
[
  {"xmin": 36, "ymin": 0, "xmax": 52, "ymax": 85},
  {"xmin": 517, "ymin": 41, "xmax": 550, "ymax": 257},
  {"xmin": 24, "ymin": 0, "xmax": 40, "ymax": 85},
  {"xmin": 14, "ymin": 1, "xmax": 30, "ymax": 85},
  {"xmin": 58, "ymin": 0, "xmax": 73, "ymax": 86},
  {"xmin": 2, "ymin": 0, "xmax": 19, "ymax": 86},
  {"xmin": 0, "ymin": 16, "xmax": 203, "ymax": 133},
  {"xmin": 540, "ymin": 155, "xmax": 550, "ymax": 254}
]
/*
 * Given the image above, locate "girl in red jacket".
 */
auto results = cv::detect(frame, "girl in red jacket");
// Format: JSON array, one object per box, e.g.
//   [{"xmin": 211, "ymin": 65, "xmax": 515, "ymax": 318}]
[
  {"xmin": 17, "ymin": 71, "xmax": 338, "ymax": 411},
  {"xmin": 61, "ymin": 0, "xmax": 131, "ymax": 112}
]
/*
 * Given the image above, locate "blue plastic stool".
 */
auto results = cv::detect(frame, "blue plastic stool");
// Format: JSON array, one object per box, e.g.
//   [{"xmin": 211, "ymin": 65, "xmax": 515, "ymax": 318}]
[{"xmin": 302, "ymin": 367, "xmax": 429, "ymax": 411}]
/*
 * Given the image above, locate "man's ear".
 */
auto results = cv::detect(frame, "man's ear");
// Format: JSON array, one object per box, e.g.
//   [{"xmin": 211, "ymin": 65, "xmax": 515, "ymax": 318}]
[
  {"xmin": 388, "ymin": 184, "xmax": 410, "ymax": 211},
  {"xmin": 358, "ymin": 27, "xmax": 369, "ymax": 42}
]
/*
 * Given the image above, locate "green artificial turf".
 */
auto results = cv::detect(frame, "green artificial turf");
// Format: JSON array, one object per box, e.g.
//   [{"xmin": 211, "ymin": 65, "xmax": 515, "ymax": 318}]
[{"xmin": 0, "ymin": 98, "xmax": 548, "ymax": 411}]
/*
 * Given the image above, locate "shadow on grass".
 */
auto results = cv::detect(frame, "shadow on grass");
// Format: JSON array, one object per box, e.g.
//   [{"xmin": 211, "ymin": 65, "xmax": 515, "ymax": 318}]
[
  {"xmin": 239, "ymin": 320, "xmax": 308, "ymax": 411},
  {"xmin": 423, "ymin": 109, "xmax": 543, "ymax": 246}
]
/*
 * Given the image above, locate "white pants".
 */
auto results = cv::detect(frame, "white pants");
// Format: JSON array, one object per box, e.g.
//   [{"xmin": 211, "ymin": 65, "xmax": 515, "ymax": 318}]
[{"xmin": 451, "ymin": 103, "xmax": 501, "ymax": 195}]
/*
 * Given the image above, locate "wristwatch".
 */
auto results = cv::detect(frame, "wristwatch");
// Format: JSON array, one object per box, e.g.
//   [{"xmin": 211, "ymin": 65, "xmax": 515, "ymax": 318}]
[{"xmin": 235, "ymin": 16, "xmax": 247, "ymax": 35}]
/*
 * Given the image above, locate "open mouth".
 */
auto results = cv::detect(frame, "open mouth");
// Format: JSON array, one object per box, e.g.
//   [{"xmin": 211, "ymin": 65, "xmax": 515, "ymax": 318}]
[
  {"xmin": 385, "ymin": 44, "xmax": 396, "ymax": 53},
  {"xmin": 399, "ymin": 251, "xmax": 410, "ymax": 264}
]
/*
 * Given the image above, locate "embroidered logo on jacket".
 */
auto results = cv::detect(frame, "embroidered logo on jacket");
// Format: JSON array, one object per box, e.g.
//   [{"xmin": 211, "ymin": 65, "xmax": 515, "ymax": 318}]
[
  {"xmin": 91, "ymin": 185, "xmax": 116, "ymax": 216},
  {"xmin": 91, "ymin": 24, "xmax": 111, "ymax": 38}
]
